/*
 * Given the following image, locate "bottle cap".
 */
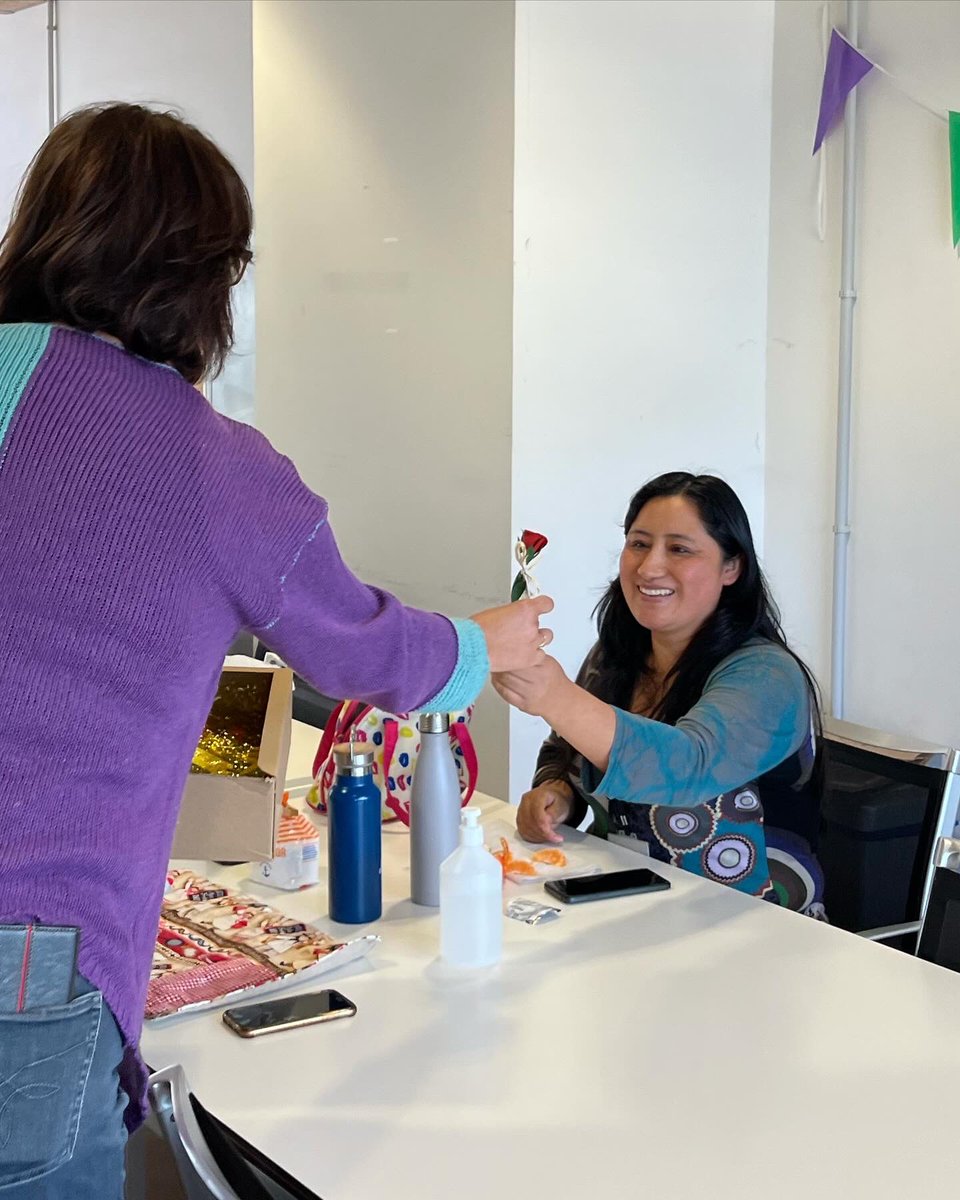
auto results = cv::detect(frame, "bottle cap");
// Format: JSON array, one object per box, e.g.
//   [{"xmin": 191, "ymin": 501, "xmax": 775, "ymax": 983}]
[
  {"xmin": 418, "ymin": 712, "xmax": 450, "ymax": 734},
  {"xmin": 333, "ymin": 742, "xmax": 375, "ymax": 775},
  {"xmin": 460, "ymin": 805, "xmax": 483, "ymax": 845}
]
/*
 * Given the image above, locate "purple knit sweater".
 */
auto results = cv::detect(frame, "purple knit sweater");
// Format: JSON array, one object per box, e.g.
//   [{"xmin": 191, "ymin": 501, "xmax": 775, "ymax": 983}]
[{"xmin": 0, "ymin": 323, "xmax": 488, "ymax": 1128}]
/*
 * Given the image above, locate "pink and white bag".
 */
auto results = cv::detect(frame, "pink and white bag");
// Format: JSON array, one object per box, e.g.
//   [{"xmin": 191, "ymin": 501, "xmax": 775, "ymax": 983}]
[{"xmin": 307, "ymin": 702, "xmax": 478, "ymax": 826}]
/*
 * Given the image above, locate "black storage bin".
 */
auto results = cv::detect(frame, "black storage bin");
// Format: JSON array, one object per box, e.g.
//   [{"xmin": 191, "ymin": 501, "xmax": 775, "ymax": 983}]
[{"xmin": 820, "ymin": 762, "xmax": 929, "ymax": 932}]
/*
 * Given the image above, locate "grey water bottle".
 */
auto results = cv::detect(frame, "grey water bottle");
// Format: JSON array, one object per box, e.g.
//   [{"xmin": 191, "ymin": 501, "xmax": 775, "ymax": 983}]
[{"xmin": 410, "ymin": 713, "xmax": 462, "ymax": 907}]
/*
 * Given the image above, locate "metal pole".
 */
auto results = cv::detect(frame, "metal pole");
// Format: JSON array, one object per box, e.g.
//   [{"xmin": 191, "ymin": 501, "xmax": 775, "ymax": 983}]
[
  {"xmin": 830, "ymin": 0, "xmax": 861, "ymax": 720},
  {"xmin": 46, "ymin": 0, "xmax": 58, "ymax": 131}
]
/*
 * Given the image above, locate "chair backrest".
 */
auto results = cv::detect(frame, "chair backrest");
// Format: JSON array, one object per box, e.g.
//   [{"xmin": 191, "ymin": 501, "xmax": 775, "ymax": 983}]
[
  {"xmin": 147, "ymin": 1065, "xmax": 244, "ymax": 1200},
  {"xmin": 147, "ymin": 1064, "xmax": 320, "ymax": 1200},
  {"xmin": 820, "ymin": 719, "xmax": 960, "ymax": 941},
  {"xmin": 917, "ymin": 844, "xmax": 960, "ymax": 971}
]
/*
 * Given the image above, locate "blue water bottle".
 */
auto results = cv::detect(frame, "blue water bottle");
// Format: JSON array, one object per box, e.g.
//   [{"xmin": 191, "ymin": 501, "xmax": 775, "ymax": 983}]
[{"xmin": 328, "ymin": 742, "xmax": 382, "ymax": 923}]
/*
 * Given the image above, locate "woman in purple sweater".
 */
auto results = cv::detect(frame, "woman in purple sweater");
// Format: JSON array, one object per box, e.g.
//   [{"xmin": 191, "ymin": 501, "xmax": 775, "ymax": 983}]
[{"xmin": 0, "ymin": 103, "xmax": 551, "ymax": 1199}]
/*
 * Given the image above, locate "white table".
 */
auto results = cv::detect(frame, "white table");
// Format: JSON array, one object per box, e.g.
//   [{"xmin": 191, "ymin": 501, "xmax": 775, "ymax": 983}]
[{"xmin": 142, "ymin": 727, "xmax": 960, "ymax": 1200}]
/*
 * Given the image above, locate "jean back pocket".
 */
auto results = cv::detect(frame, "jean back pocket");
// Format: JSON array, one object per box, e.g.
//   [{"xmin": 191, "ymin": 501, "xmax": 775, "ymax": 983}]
[{"xmin": 0, "ymin": 990, "xmax": 102, "ymax": 1188}]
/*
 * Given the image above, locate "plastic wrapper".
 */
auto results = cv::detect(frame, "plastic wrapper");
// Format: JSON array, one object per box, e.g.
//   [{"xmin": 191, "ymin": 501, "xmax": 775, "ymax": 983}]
[
  {"xmin": 506, "ymin": 897, "xmax": 562, "ymax": 925},
  {"xmin": 485, "ymin": 822, "xmax": 602, "ymax": 886},
  {"xmin": 146, "ymin": 869, "xmax": 376, "ymax": 1021}
]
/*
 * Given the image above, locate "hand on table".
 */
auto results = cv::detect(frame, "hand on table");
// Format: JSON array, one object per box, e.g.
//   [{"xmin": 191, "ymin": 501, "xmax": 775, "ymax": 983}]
[{"xmin": 516, "ymin": 780, "xmax": 574, "ymax": 844}]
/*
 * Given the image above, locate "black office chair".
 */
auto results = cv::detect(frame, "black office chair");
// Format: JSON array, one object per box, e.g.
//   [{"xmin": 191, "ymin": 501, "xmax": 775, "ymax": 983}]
[
  {"xmin": 917, "ymin": 840, "xmax": 960, "ymax": 972},
  {"xmin": 146, "ymin": 1064, "xmax": 322, "ymax": 1200},
  {"xmin": 819, "ymin": 719, "xmax": 960, "ymax": 950}
]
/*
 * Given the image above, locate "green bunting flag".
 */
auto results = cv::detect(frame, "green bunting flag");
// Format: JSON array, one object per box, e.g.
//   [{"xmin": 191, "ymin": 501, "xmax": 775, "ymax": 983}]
[{"xmin": 951, "ymin": 112, "xmax": 960, "ymax": 251}]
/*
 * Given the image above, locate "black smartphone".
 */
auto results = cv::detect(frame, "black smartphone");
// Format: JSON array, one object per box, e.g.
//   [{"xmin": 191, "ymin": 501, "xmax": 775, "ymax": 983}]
[
  {"xmin": 544, "ymin": 867, "xmax": 671, "ymax": 904},
  {"xmin": 222, "ymin": 989, "xmax": 357, "ymax": 1038}
]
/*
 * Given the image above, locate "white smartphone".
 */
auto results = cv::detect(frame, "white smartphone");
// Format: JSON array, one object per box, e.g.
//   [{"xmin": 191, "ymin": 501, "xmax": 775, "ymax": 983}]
[{"xmin": 222, "ymin": 989, "xmax": 357, "ymax": 1038}]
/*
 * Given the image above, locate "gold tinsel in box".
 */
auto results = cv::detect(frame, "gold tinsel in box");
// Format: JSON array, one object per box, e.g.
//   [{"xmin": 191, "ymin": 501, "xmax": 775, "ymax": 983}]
[{"xmin": 171, "ymin": 666, "xmax": 293, "ymax": 862}]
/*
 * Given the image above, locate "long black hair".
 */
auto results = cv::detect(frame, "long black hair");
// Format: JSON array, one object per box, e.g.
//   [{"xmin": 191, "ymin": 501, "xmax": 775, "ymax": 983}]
[{"xmin": 593, "ymin": 472, "xmax": 821, "ymax": 734}]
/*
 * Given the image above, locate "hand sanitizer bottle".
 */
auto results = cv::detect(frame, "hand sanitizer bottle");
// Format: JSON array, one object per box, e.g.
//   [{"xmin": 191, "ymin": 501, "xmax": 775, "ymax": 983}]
[{"xmin": 439, "ymin": 807, "xmax": 502, "ymax": 968}]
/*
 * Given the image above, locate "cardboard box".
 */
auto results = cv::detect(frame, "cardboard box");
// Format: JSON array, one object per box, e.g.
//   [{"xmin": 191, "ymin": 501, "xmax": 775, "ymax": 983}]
[{"xmin": 171, "ymin": 665, "xmax": 293, "ymax": 862}]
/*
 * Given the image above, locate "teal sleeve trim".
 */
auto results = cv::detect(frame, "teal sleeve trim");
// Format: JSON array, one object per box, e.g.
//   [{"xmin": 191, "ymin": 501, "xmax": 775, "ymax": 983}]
[
  {"xmin": 594, "ymin": 643, "xmax": 811, "ymax": 807},
  {"xmin": 419, "ymin": 617, "xmax": 489, "ymax": 713},
  {"xmin": 0, "ymin": 324, "xmax": 53, "ymax": 453}
]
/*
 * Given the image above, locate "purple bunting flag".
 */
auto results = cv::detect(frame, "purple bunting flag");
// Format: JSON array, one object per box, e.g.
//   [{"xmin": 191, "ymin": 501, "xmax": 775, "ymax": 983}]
[{"xmin": 813, "ymin": 29, "xmax": 874, "ymax": 154}]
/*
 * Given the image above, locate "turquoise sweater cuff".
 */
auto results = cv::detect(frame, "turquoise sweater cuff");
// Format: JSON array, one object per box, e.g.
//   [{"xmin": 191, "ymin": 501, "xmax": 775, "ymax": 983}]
[{"xmin": 420, "ymin": 618, "xmax": 489, "ymax": 712}]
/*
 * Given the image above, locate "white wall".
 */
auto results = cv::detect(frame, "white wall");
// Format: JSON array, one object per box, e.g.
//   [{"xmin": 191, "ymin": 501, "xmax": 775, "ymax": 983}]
[
  {"xmin": 1, "ymin": 1, "xmax": 255, "ymax": 417},
  {"xmin": 56, "ymin": 0, "xmax": 252, "ymax": 186},
  {"xmin": 20, "ymin": 0, "xmax": 957, "ymax": 799},
  {"xmin": 0, "ymin": 3, "xmax": 48, "ymax": 231},
  {"xmin": 511, "ymin": 0, "xmax": 776, "ymax": 798},
  {"xmin": 763, "ymin": 0, "xmax": 840, "ymax": 694},
  {"xmin": 55, "ymin": 0, "xmax": 255, "ymax": 422},
  {"xmin": 766, "ymin": 0, "xmax": 960, "ymax": 751},
  {"xmin": 253, "ymin": 0, "xmax": 515, "ymax": 796}
]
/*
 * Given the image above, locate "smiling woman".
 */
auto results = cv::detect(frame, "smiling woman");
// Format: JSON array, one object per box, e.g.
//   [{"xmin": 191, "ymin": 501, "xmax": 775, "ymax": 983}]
[
  {"xmin": 620, "ymin": 492, "xmax": 743, "ymax": 658},
  {"xmin": 493, "ymin": 472, "xmax": 827, "ymax": 916}
]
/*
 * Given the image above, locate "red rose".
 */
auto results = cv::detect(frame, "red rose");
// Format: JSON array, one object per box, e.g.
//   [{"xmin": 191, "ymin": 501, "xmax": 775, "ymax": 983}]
[{"xmin": 520, "ymin": 530, "xmax": 548, "ymax": 556}]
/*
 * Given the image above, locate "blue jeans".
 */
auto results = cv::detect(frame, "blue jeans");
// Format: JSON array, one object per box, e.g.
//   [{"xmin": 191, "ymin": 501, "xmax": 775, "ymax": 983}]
[{"xmin": 0, "ymin": 974, "xmax": 128, "ymax": 1198}]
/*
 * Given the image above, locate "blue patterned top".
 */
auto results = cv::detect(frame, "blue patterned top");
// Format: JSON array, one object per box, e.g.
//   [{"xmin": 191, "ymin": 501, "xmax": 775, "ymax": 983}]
[
  {"xmin": 596, "ymin": 642, "xmax": 810, "ymax": 806},
  {"xmin": 534, "ymin": 640, "xmax": 824, "ymax": 911}
]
